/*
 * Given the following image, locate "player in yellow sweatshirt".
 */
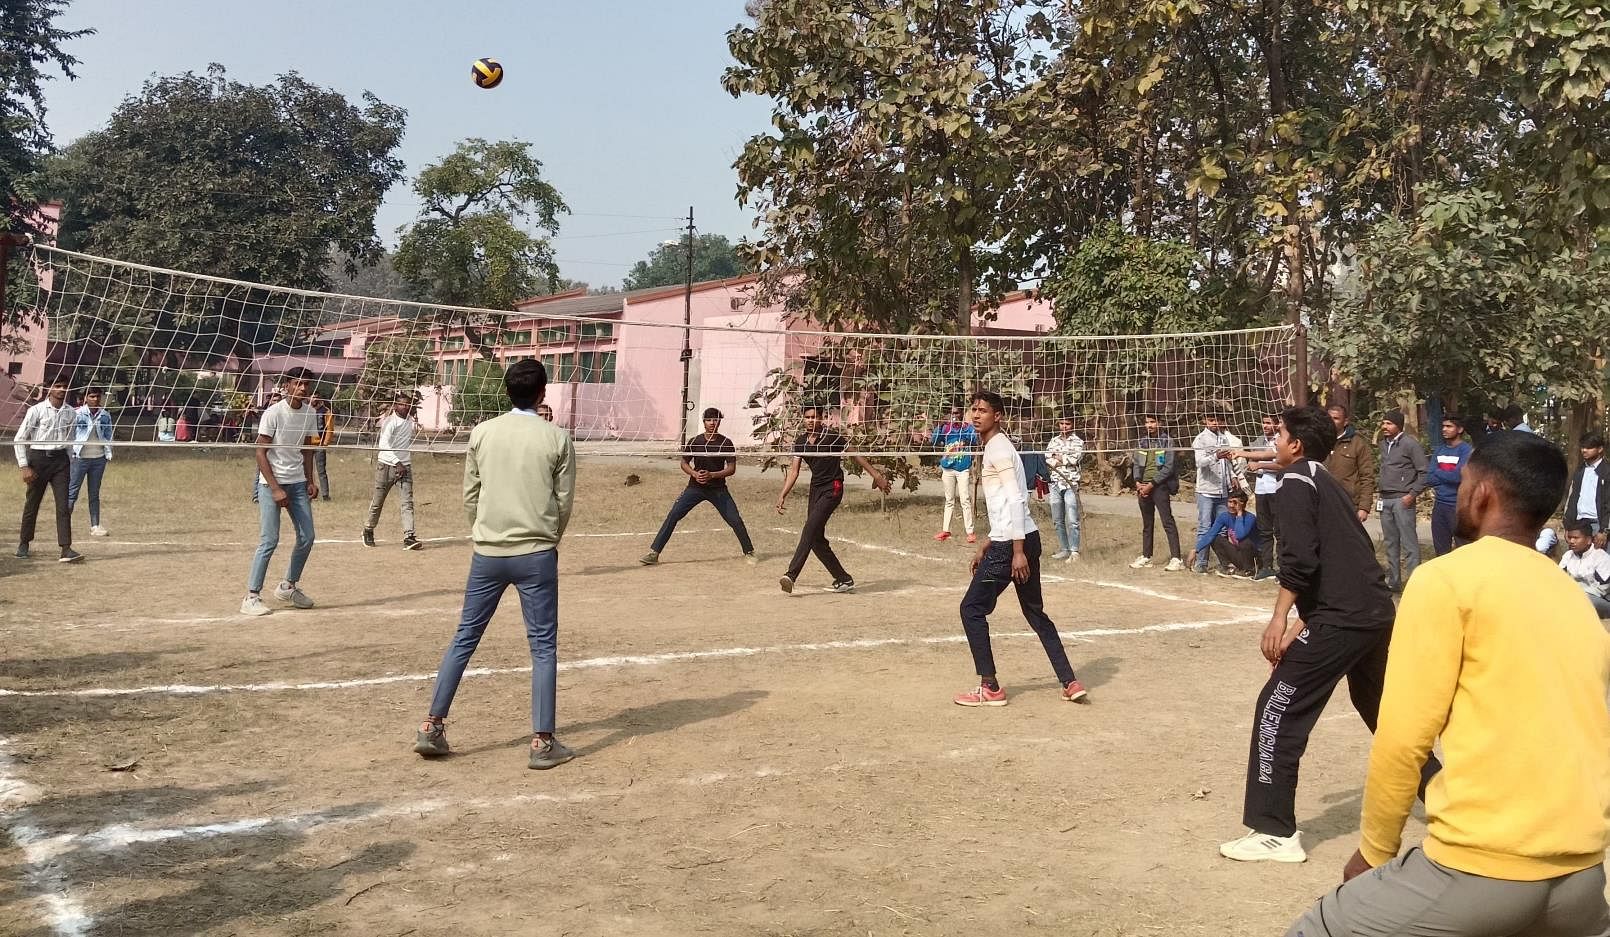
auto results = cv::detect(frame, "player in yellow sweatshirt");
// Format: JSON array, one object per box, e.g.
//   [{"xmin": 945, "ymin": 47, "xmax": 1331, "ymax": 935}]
[{"xmin": 1286, "ymin": 430, "xmax": 1610, "ymax": 936}]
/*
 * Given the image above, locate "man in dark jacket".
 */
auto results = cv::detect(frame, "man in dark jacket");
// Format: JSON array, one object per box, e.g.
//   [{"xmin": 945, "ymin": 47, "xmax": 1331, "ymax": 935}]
[
  {"xmin": 1130, "ymin": 413, "xmax": 1184, "ymax": 571},
  {"xmin": 1325, "ymin": 404, "xmax": 1375, "ymax": 523},
  {"xmin": 1220, "ymin": 405, "xmax": 1440, "ymax": 864},
  {"xmin": 1564, "ymin": 432, "xmax": 1609, "ymax": 548}
]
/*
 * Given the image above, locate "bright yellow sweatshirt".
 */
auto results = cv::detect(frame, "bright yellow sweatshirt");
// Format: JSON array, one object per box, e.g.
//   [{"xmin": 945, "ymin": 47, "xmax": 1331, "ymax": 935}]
[
  {"xmin": 1360, "ymin": 536, "xmax": 1610, "ymax": 880},
  {"xmin": 463, "ymin": 410, "xmax": 575, "ymax": 557}
]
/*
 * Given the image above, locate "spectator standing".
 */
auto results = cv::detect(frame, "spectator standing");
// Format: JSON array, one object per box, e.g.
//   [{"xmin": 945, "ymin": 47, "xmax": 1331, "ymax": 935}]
[
  {"xmin": 1377, "ymin": 409, "xmax": 1427, "ymax": 592},
  {"xmin": 1425, "ymin": 415, "xmax": 1473, "ymax": 556}
]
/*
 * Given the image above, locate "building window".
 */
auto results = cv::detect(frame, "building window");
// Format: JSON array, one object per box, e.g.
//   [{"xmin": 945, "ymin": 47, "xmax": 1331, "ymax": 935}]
[
  {"xmin": 577, "ymin": 350, "xmax": 617, "ymax": 384},
  {"xmin": 6, "ymin": 362, "xmax": 20, "ymax": 377},
  {"xmin": 579, "ymin": 321, "xmax": 614, "ymax": 342},
  {"xmin": 442, "ymin": 335, "xmax": 466, "ymax": 351},
  {"xmin": 501, "ymin": 329, "xmax": 532, "ymax": 346},
  {"xmin": 539, "ymin": 325, "xmax": 571, "ymax": 345}
]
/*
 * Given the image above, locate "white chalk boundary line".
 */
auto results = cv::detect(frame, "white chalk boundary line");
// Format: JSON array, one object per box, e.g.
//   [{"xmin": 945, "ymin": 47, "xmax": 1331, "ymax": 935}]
[
  {"xmin": 33, "ymin": 735, "xmax": 1071, "ymax": 861},
  {"xmin": 0, "ymin": 615, "xmax": 1264, "ymax": 700},
  {"xmin": 1, "ymin": 738, "xmax": 92, "ymax": 937},
  {"xmin": 88, "ymin": 528, "xmax": 729, "ymax": 548}
]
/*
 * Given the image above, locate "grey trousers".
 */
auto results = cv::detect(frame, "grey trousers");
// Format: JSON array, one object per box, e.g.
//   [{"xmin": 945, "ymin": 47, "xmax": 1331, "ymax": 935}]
[
  {"xmin": 364, "ymin": 462, "xmax": 415, "ymax": 536},
  {"xmin": 1287, "ymin": 849, "xmax": 1610, "ymax": 937},
  {"xmin": 1379, "ymin": 496, "xmax": 1421, "ymax": 589}
]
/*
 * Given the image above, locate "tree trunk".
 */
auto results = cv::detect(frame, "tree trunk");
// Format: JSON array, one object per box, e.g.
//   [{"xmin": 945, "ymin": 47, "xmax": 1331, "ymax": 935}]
[{"xmin": 956, "ymin": 248, "xmax": 974, "ymax": 336}]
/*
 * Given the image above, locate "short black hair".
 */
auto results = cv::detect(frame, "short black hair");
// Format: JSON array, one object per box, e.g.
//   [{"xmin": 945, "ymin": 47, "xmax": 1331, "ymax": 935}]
[
  {"xmin": 1502, "ymin": 403, "xmax": 1526, "ymax": 425},
  {"xmin": 1279, "ymin": 405, "xmax": 1336, "ymax": 462},
  {"xmin": 1564, "ymin": 517, "xmax": 1594, "ymax": 536},
  {"xmin": 85, "ymin": 387, "xmax": 103, "ymax": 397},
  {"xmin": 1325, "ymin": 402, "xmax": 1349, "ymax": 417},
  {"xmin": 971, "ymin": 391, "xmax": 1005, "ymax": 414},
  {"xmin": 49, "ymin": 375, "xmax": 67, "ymax": 387},
  {"xmin": 1468, "ymin": 431, "xmax": 1568, "ymax": 529},
  {"xmin": 394, "ymin": 390, "xmax": 412, "ymax": 402},
  {"xmin": 504, "ymin": 358, "xmax": 547, "ymax": 410},
  {"xmin": 702, "ymin": 407, "xmax": 723, "ymax": 420},
  {"xmin": 284, "ymin": 366, "xmax": 314, "ymax": 381},
  {"xmin": 1583, "ymin": 432, "xmax": 1605, "ymax": 450},
  {"xmin": 1140, "ymin": 410, "xmax": 1161, "ymax": 421},
  {"xmin": 1228, "ymin": 490, "xmax": 1248, "ymax": 504},
  {"xmin": 1443, "ymin": 414, "xmax": 1465, "ymax": 429}
]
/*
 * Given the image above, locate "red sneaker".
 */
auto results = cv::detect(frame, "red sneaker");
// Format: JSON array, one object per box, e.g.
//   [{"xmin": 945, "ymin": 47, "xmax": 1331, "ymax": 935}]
[
  {"xmin": 1063, "ymin": 679, "xmax": 1090, "ymax": 703},
  {"xmin": 954, "ymin": 684, "xmax": 1008, "ymax": 707},
  {"xmin": 934, "ymin": 531, "xmax": 952, "ymax": 541},
  {"xmin": 965, "ymin": 533, "xmax": 978, "ymax": 544}
]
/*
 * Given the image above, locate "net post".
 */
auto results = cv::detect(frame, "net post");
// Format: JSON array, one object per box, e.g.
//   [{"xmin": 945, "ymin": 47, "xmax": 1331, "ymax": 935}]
[{"xmin": 1292, "ymin": 324, "xmax": 1310, "ymax": 406}]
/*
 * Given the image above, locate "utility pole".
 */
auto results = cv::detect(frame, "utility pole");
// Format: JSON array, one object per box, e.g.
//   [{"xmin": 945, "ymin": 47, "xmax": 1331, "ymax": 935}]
[{"xmin": 678, "ymin": 206, "xmax": 695, "ymax": 441}]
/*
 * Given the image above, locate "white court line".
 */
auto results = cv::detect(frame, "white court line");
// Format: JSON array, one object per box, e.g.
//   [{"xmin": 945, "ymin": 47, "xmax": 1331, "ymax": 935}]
[
  {"xmin": 94, "ymin": 529, "xmax": 728, "ymax": 548},
  {"xmin": 771, "ymin": 527, "xmax": 1265, "ymax": 613},
  {"xmin": 45, "ymin": 736, "xmax": 1068, "ymax": 856},
  {"xmin": 0, "ymin": 738, "xmax": 92, "ymax": 937},
  {"xmin": 0, "ymin": 615, "xmax": 1262, "ymax": 700}
]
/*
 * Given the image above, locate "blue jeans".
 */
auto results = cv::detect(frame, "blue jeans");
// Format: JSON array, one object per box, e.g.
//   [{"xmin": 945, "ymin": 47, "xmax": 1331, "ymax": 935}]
[
  {"xmin": 1048, "ymin": 485, "xmax": 1080, "ymax": 554},
  {"xmin": 651, "ymin": 484, "xmax": 754, "ymax": 554},
  {"xmin": 428, "ymin": 550, "xmax": 560, "ymax": 734},
  {"xmin": 1194, "ymin": 494, "xmax": 1228, "ymax": 571},
  {"xmin": 248, "ymin": 480, "xmax": 315, "ymax": 594},
  {"xmin": 68, "ymin": 456, "xmax": 108, "ymax": 526}
]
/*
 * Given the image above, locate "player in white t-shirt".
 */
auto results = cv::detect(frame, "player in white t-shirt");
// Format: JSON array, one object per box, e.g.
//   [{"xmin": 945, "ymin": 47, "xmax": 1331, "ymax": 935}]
[
  {"xmin": 241, "ymin": 367, "xmax": 320, "ymax": 617},
  {"xmin": 363, "ymin": 391, "xmax": 422, "ymax": 550},
  {"xmin": 1560, "ymin": 517, "xmax": 1610, "ymax": 618},
  {"xmin": 953, "ymin": 391, "xmax": 1090, "ymax": 707}
]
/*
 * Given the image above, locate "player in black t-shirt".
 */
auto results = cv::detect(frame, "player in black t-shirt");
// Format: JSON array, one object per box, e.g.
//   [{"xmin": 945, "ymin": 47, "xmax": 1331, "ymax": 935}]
[
  {"xmin": 641, "ymin": 408, "xmax": 757, "ymax": 566},
  {"xmin": 775, "ymin": 405, "xmax": 891, "ymax": 594}
]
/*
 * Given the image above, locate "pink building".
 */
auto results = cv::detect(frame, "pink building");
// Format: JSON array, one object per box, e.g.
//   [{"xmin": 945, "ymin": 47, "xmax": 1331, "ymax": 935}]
[{"xmin": 0, "ymin": 203, "xmax": 62, "ymax": 428}]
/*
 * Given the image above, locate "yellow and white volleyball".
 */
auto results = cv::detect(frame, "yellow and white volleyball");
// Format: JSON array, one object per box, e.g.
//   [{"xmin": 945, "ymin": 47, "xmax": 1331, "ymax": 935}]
[{"xmin": 472, "ymin": 58, "xmax": 504, "ymax": 89}]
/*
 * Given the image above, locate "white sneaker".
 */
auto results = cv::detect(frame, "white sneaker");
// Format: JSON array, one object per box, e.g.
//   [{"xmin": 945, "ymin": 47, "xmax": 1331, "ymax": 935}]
[
  {"xmin": 240, "ymin": 594, "xmax": 271, "ymax": 617},
  {"xmin": 1164, "ymin": 557, "xmax": 1186, "ymax": 572},
  {"xmin": 90, "ymin": 525, "xmax": 109, "ymax": 537},
  {"xmin": 1051, "ymin": 550, "xmax": 1071, "ymax": 561},
  {"xmin": 1219, "ymin": 829, "xmax": 1306, "ymax": 863},
  {"xmin": 1129, "ymin": 555, "xmax": 1153, "ymax": 569},
  {"xmin": 1065, "ymin": 551, "xmax": 1079, "ymax": 563},
  {"xmin": 273, "ymin": 582, "xmax": 315, "ymax": 609}
]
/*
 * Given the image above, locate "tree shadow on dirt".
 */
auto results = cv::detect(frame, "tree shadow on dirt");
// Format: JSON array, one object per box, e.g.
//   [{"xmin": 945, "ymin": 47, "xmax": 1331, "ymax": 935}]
[
  {"xmin": 14, "ymin": 803, "xmax": 413, "ymax": 937},
  {"xmin": 448, "ymin": 690, "xmax": 770, "ymax": 759},
  {"xmin": 3, "ymin": 696, "xmax": 185, "ymax": 738},
  {"xmin": 0, "ymin": 649, "xmax": 197, "ymax": 682},
  {"xmin": 22, "ymin": 780, "xmax": 277, "ymax": 835},
  {"xmin": 316, "ymin": 587, "xmax": 463, "ymax": 610}
]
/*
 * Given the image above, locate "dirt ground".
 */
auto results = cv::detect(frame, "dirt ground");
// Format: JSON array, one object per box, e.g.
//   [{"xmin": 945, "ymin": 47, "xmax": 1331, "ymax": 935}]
[{"xmin": 0, "ymin": 448, "xmax": 1423, "ymax": 936}]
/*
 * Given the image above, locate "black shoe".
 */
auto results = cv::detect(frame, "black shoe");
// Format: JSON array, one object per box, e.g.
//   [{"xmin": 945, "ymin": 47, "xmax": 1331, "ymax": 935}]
[
  {"xmin": 321, "ymin": 496, "xmax": 331, "ymax": 501},
  {"xmin": 59, "ymin": 548, "xmax": 83, "ymax": 563},
  {"xmin": 830, "ymin": 579, "xmax": 856, "ymax": 594},
  {"xmin": 15, "ymin": 544, "xmax": 28, "ymax": 559},
  {"xmin": 402, "ymin": 535, "xmax": 422, "ymax": 551},
  {"xmin": 362, "ymin": 528, "xmax": 376, "ymax": 548}
]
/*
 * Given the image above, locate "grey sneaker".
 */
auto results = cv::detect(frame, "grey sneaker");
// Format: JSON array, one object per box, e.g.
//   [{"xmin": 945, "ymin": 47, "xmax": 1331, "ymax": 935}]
[
  {"xmin": 59, "ymin": 548, "xmax": 83, "ymax": 563},
  {"xmin": 414, "ymin": 721, "xmax": 450, "ymax": 757},
  {"xmin": 829, "ymin": 579, "xmax": 856, "ymax": 594},
  {"xmin": 528, "ymin": 737, "xmax": 575, "ymax": 770},
  {"xmin": 639, "ymin": 551, "xmax": 659, "ymax": 566},
  {"xmin": 743, "ymin": 552, "xmax": 758, "ymax": 566},
  {"xmin": 778, "ymin": 574, "xmax": 794, "ymax": 594},
  {"xmin": 273, "ymin": 582, "xmax": 315, "ymax": 609},
  {"xmin": 15, "ymin": 544, "xmax": 28, "ymax": 559},
  {"xmin": 362, "ymin": 528, "xmax": 376, "ymax": 547}
]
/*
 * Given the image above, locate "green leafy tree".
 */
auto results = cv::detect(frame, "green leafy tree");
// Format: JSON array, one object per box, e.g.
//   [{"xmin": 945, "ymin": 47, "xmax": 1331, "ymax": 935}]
[
  {"xmin": 447, "ymin": 359, "xmax": 506, "ymax": 428},
  {"xmin": 51, "ymin": 66, "xmax": 405, "ymax": 289},
  {"xmin": 0, "ymin": 0, "xmax": 90, "ymax": 353},
  {"xmin": 623, "ymin": 233, "xmax": 746, "ymax": 290},
  {"xmin": 394, "ymin": 138, "xmax": 568, "ymax": 359}
]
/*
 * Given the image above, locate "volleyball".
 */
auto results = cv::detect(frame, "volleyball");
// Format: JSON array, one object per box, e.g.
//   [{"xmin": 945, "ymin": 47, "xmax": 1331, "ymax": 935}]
[{"xmin": 472, "ymin": 58, "xmax": 504, "ymax": 89}]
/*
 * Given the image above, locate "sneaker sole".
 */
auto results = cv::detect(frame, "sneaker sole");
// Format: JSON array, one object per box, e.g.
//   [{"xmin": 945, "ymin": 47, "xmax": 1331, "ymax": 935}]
[
  {"xmin": 58, "ymin": 556, "xmax": 83, "ymax": 563},
  {"xmin": 241, "ymin": 607, "xmax": 272, "ymax": 617},
  {"xmin": 1064, "ymin": 690, "xmax": 1090, "ymax": 703},
  {"xmin": 779, "ymin": 576, "xmax": 793, "ymax": 594},
  {"xmin": 1219, "ymin": 847, "xmax": 1307, "ymax": 863},
  {"xmin": 954, "ymin": 698, "xmax": 1008, "ymax": 707},
  {"xmin": 404, "ymin": 543, "xmax": 423, "ymax": 551},
  {"xmin": 413, "ymin": 744, "xmax": 450, "ymax": 757},
  {"xmin": 529, "ymin": 753, "xmax": 575, "ymax": 770}
]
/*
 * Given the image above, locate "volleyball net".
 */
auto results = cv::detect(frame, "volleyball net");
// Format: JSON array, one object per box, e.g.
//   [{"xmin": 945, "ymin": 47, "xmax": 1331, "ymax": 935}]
[{"xmin": 7, "ymin": 245, "xmax": 1298, "ymax": 458}]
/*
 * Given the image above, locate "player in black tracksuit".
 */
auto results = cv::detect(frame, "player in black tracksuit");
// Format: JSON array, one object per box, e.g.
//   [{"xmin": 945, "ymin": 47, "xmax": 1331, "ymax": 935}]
[{"xmin": 1222, "ymin": 405, "xmax": 1441, "ymax": 862}]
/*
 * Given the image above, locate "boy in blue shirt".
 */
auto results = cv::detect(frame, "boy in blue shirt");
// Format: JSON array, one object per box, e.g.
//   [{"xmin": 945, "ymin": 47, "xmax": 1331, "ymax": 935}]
[
  {"xmin": 1426, "ymin": 415, "xmax": 1473, "ymax": 556},
  {"xmin": 931, "ymin": 405, "xmax": 979, "ymax": 543},
  {"xmin": 1189, "ymin": 490, "xmax": 1260, "ymax": 579}
]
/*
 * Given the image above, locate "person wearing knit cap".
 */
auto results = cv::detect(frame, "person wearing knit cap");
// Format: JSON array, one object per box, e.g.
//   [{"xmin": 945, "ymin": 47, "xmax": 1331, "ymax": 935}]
[{"xmin": 1378, "ymin": 410, "xmax": 1427, "ymax": 592}]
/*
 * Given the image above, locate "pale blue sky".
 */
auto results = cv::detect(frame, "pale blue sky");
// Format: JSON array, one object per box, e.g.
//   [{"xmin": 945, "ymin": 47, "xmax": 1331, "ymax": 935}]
[{"xmin": 43, "ymin": 0, "xmax": 772, "ymax": 288}]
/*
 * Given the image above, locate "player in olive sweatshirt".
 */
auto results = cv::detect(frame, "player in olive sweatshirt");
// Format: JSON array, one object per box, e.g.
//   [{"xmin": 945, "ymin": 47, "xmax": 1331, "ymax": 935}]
[{"xmin": 1286, "ymin": 430, "xmax": 1610, "ymax": 936}]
